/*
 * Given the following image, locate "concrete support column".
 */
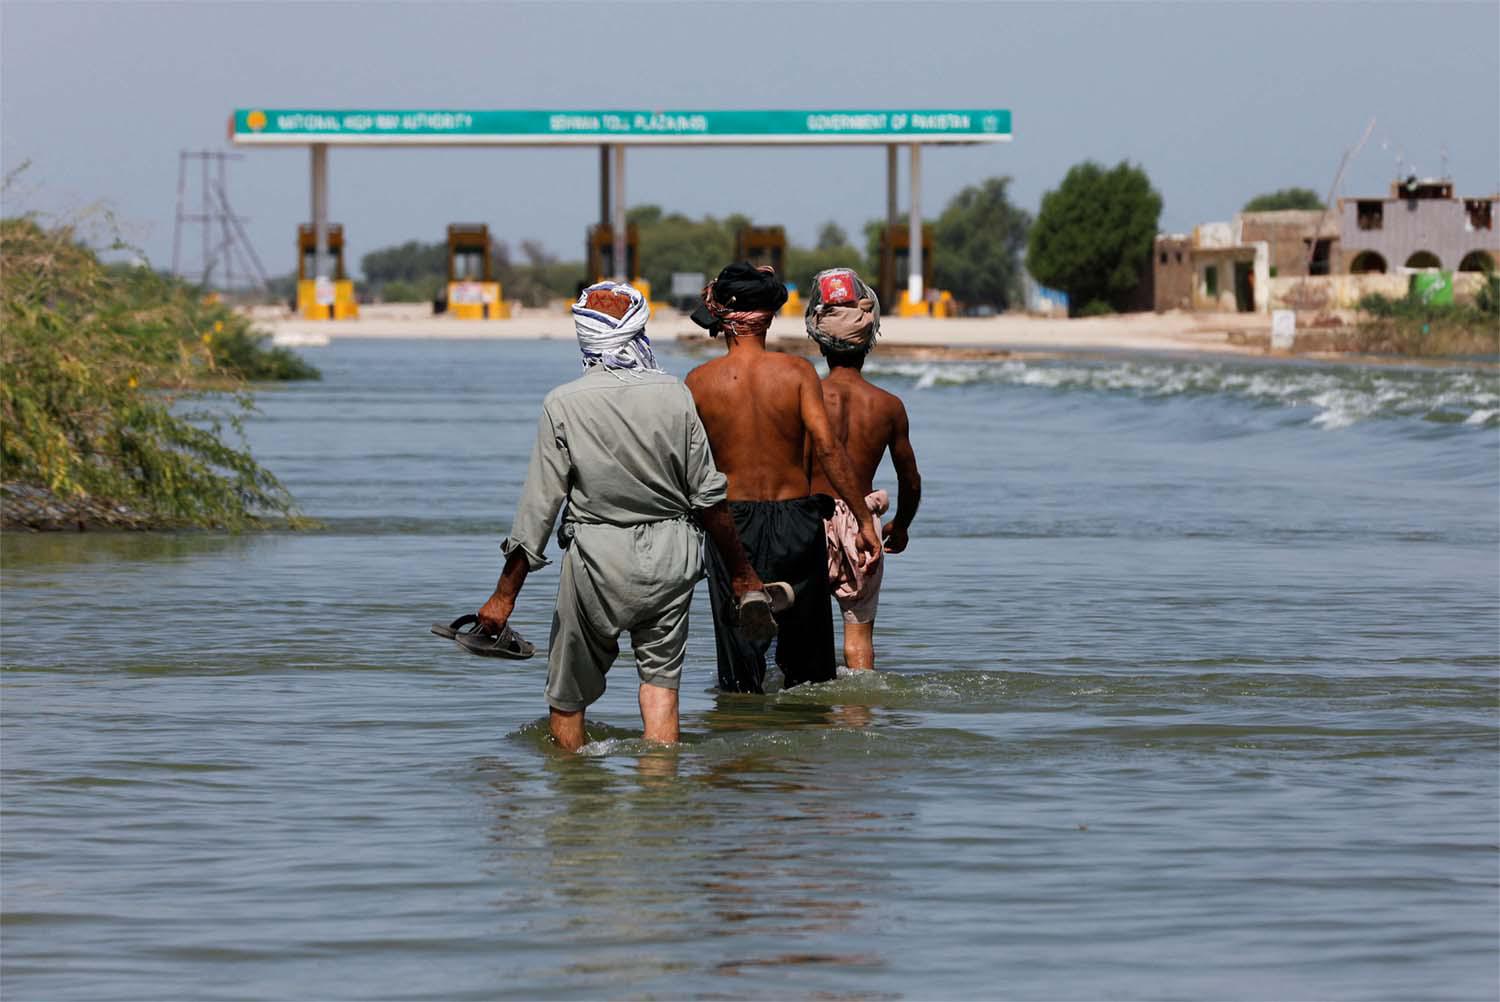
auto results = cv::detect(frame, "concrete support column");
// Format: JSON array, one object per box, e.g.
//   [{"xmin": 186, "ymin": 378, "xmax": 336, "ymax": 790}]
[
  {"xmin": 886, "ymin": 144, "xmax": 899, "ymax": 234},
  {"xmin": 907, "ymin": 143, "xmax": 923, "ymax": 303},
  {"xmin": 310, "ymin": 143, "xmax": 329, "ymax": 279},
  {"xmin": 611, "ymin": 145, "xmax": 627, "ymax": 281},
  {"xmin": 599, "ymin": 145, "xmax": 611, "ymax": 227}
]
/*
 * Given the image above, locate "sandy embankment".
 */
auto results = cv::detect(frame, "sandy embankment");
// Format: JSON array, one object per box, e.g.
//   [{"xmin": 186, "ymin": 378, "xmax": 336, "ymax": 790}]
[{"xmin": 250, "ymin": 303, "xmax": 1273, "ymax": 360}]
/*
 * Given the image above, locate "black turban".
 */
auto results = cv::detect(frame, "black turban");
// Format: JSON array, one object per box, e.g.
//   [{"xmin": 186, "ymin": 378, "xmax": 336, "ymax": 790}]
[
  {"xmin": 712, "ymin": 262, "xmax": 790, "ymax": 311},
  {"xmin": 691, "ymin": 261, "xmax": 789, "ymax": 332}
]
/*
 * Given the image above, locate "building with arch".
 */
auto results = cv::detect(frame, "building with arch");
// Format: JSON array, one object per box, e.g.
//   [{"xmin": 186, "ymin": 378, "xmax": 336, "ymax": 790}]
[
  {"xmin": 1153, "ymin": 179, "xmax": 1497, "ymax": 314},
  {"xmin": 1337, "ymin": 179, "xmax": 1497, "ymax": 275}
]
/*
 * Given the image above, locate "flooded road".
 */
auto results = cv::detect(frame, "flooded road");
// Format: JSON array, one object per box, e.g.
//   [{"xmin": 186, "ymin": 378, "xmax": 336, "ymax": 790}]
[{"xmin": 4, "ymin": 339, "xmax": 1497, "ymax": 1000}]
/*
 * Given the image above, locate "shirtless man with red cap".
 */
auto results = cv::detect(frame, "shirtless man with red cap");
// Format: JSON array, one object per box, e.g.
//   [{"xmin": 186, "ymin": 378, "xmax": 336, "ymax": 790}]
[{"xmin": 804, "ymin": 267, "xmax": 922, "ymax": 672}]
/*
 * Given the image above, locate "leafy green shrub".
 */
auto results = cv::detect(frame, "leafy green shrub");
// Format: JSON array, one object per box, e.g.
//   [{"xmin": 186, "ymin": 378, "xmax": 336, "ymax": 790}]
[
  {"xmin": 1358, "ymin": 287, "xmax": 1500, "ymax": 327},
  {"xmin": 1356, "ymin": 292, "xmax": 1402, "ymax": 318},
  {"xmin": 1477, "ymin": 274, "xmax": 1500, "ymax": 317},
  {"xmin": 1350, "ymin": 284, "xmax": 1500, "ymax": 357},
  {"xmin": 1, "ymin": 216, "xmax": 311, "ymax": 528},
  {"xmin": 1079, "ymin": 300, "xmax": 1115, "ymax": 317}
]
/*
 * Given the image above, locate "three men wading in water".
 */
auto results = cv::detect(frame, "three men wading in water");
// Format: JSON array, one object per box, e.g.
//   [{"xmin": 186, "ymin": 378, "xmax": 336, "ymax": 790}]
[{"xmin": 474, "ymin": 264, "xmax": 920, "ymax": 749}]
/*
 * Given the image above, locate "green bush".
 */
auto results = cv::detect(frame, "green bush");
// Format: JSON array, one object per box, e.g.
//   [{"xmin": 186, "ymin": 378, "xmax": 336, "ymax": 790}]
[
  {"xmin": 1358, "ymin": 285, "xmax": 1500, "ymax": 326},
  {"xmin": 1, "ymin": 216, "xmax": 313, "ymax": 528},
  {"xmin": 1477, "ymin": 274, "xmax": 1500, "ymax": 316},
  {"xmin": 1350, "ymin": 281, "xmax": 1500, "ymax": 357}
]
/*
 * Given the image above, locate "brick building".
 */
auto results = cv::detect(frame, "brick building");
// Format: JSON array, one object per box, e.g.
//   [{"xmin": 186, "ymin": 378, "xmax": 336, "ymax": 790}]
[{"xmin": 1238, "ymin": 210, "xmax": 1342, "ymax": 277}]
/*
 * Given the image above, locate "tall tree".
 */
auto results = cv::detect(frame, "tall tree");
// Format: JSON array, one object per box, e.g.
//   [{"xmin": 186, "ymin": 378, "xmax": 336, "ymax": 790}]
[
  {"xmin": 816, "ymin": 221, "xmax": 849, "ymax": 251},
  {"xmin": 932, "ymin": 176, "xmax": 1031, "ymax": 310},
  {"xmin": 360, "ymin": 240, "xmax": 446, "ymax": 286},
  {"xmin": 786, "ymin": 234, "xmax": 866, "ymax": 296},
  {"xmin": 628, "ymin": 205, "xmax": 735, "ymax": 297},
  {"xmin": 1243, "ymin": 187, "xmax": 1324, "ymax": 212},
  {"xmin": 1026, "ymin": 161, "xmax": 1161, "ymax": 315}
]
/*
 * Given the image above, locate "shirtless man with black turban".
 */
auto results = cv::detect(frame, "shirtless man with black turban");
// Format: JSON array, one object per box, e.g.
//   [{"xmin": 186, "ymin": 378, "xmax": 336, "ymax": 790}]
[{"xmin": 686, "ymin": 263, "xmax": 881, "ymax": 693}]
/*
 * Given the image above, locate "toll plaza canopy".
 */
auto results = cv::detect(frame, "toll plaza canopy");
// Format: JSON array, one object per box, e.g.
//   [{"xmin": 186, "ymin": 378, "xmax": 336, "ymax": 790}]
[
  {"xmin": 229, "ymin": 108, "xmax": 1012, "ymax": 299},
  {"xmin": 229, "ymin": 108, "xmax": 1011, "ymax": 145}
]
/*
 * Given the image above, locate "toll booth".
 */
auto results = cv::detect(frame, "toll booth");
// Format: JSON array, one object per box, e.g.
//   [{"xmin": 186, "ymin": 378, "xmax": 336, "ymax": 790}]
[
  {"xmin": 733, "ymin": 224, "xmax": 802, "ymax": 316},
  {"xmin": 296, "ymin": 224, "xmax": 358, "ymax": 320},
  {"xmin": 439, "ymin": 223, "xmax": 508, "ymax": 319},
  {"xmin": 878, "ymin": 224, "xmax": 954, "ymax": 317},
  {"xmin": 734, "ymin": 225, "xmax": 785, "ymax": 273},
  {"xmin": 586, "ymin": 223, "xmax": 648, "ymax": 295}
]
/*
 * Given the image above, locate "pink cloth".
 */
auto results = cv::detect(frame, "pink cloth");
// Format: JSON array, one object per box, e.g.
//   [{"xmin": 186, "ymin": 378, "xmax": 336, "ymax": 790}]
[{"xmin": 825, "ymin": 490, "xmax": 890, "ymax": 625}]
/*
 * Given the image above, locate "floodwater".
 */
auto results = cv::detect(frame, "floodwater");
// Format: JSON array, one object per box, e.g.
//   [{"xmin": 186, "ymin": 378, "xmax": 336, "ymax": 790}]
[{"xmin": 3, "ymin": 339, "xmax": 1497, "ymax": 1001}]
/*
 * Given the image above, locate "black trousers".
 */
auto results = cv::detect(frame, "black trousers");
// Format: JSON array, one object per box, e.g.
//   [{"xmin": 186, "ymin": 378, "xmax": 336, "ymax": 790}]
[{"xmin": 704, "ymin": 496, "xmax": 836, "ymax": 693}]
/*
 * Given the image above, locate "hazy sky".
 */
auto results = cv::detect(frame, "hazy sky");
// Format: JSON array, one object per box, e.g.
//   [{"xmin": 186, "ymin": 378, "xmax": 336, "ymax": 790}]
[{"xmin": 4, "ymin": 1, "xmax": 1497, "ymax": 278}]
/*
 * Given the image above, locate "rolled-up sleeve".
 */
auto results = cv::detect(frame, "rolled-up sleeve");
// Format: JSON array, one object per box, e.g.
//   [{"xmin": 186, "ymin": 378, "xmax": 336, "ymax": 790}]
[
  {"xmin": 501, "ymin": 404, "xmax": 571, "ymax": 570},
  {"xmin": 684, "ymin": 404, "xmax": 727, "ymax": 510}
]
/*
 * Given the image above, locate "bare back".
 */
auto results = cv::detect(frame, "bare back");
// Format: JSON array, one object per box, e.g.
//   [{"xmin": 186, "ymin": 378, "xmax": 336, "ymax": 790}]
[
  {"xmin": 686, "ymin": 347, "xmax": 821, "ymax": 501},
  {"xmin": 810, "ymin": 369, "xmax": 908, "ymax": 496}
]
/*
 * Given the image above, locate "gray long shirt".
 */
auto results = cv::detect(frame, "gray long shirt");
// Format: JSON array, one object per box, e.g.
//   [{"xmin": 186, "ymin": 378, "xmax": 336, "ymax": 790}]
[{"xmin": 501, "ymin": 366, "xmax": 728, "ymax": 570}]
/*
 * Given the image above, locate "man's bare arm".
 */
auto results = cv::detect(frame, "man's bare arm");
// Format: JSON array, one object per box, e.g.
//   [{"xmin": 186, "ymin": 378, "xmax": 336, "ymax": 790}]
[
  {"xmin": 477, "ymin": 549, "xmax": 530, "ymax": 632},
  {"xmin": 796, "ymin": 365, "xmax": 881, "ymax": 555},
  {"xmin": 699, "ymin": 501, "xmax": 764, "ymax": 599},
  {"xmin": 883, "ymin": 402, "xmax": 922, "ymax": 554}
]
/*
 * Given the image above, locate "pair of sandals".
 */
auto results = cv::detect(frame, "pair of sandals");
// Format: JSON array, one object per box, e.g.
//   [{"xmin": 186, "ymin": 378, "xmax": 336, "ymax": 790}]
[{"xmin": 430, "ymin": 582, "xmax": 793, "ymax": 659}]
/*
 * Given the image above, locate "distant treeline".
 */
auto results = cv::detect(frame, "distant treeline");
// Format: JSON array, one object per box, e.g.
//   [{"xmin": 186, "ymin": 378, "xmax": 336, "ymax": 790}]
[
  {"xmin": 349, "ymin": 172, "xmax": 1362, "ymax": 317},
  {"xmin": 355, "ymin": 176, "xmax": 1033, "ymax": 311},
  {"xmin": 360, "ymin": 239, "xmax": 579, "ymax": 307}
]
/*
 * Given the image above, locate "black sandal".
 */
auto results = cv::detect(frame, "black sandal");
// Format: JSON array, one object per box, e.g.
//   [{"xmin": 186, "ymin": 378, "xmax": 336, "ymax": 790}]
[
  {"xmin": 431, "ymin": 615, "xmax": 537, "ymax": 660},
  {"xmin": 736, "ymin": 581, "xmax": 794, "ymax": 646},
  {"xmin": 430, "ymin": 614, "xmax": 480, "ymax": 639}
]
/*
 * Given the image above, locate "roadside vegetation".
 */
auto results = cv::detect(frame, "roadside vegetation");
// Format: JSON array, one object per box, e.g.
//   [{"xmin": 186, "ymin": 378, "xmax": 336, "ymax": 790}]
[
  {"xmin": 1, "ymin": 215, "xmax": 319, "ymax": 530},
  {"xmin": 1343, "ymin": 276, "xmax": 1500, "ymax": 357}
]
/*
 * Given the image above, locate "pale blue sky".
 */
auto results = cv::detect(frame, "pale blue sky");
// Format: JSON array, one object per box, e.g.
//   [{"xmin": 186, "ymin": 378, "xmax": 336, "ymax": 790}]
[{"xmin": 4, "ymin": 1, "xmax": 1497, "ymax": 278}]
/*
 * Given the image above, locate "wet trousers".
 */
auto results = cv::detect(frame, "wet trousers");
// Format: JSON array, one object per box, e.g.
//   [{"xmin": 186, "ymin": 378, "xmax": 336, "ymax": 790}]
[{"xmin": 703, "ymin": 496, "xmax": 836, "ymax": 693}]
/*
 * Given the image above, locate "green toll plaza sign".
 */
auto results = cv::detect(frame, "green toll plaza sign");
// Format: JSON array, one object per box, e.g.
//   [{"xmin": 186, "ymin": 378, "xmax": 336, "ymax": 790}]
[{"xmin": 230, "ymin": 109, "xmax": 1012, "ymax": 145}]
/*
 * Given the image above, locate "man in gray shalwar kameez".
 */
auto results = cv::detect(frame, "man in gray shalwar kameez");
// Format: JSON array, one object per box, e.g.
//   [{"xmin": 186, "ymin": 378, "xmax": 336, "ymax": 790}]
[{"xmin": 475, "ymin": 282, "xmax": 768, "ymax": 751}]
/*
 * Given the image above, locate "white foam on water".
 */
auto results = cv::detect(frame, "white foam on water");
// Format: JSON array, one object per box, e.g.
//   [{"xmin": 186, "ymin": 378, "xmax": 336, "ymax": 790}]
[{"xmin": 863, "ymin": 358, "xmax": 1500, "ymax": 431}]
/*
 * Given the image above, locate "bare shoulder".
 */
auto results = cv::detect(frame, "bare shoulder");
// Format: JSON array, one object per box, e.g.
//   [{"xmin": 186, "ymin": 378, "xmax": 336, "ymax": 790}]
[
  {"xmin": 684, "ymin": 358, "xmax": 720, "ymax": 391},
  {"xmin": 771, "ymin": 352, "xmax": 820, "ymax": 382},
  {"xmin": 865, "ymin": 379, "xmax": 901, "ymax": 404},
  {"xmin": 860, "ymin": 378, "xmax": 907, "ymax": 414},
  {"xmin": 871, "ymin": 383, "xmax": 909, "ymax": 437}
]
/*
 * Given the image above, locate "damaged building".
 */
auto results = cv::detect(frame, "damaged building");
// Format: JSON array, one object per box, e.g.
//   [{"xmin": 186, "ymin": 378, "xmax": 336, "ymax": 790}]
[
  {"xmin": 1155, "ymin": 179, "xmax": 1498, "ymax": 313},
  {"xmin": 1340, "ymin": 178, "xmax": 1497, "ymax": 275}
]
